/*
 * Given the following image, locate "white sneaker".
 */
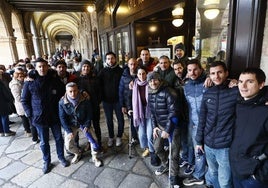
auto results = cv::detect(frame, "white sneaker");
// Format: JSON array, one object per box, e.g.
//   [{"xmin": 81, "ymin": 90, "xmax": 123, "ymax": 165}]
[
  {"xmin": 71, "ymin": 153, "xmax": 81, "ymax": 164},
  {"xmin": 93, "ymin": 158, "xmax": 103, "ymax": 167},
  {"xmin": 107, "ymin": 138, "xmax": 114, "ymax": 147},
  {"xmin": 116, "ymin": 137, "xmax": 122, "ymax": 147}
]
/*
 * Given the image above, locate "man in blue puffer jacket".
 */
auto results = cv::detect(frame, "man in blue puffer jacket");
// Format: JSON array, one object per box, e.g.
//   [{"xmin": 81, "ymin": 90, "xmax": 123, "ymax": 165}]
[{"xmin": 195, "ymin": 61, "xmax": 239, "ymax": 188}]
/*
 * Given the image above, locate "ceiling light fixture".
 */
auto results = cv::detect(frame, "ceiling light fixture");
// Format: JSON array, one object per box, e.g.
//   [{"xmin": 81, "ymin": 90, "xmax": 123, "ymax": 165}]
[
  {"xmin": 87, "ymin": 5, "xmax": 95, "ymax": 13},
  {"xmin": 172, "ymin": 19, "xmax": 184, "ymax": 27},
  {"xmin": 204, "ymin": 0, "xmax": 220, "ymax": 6},
  {"xmin": 204, "ymin": 9, "xmax": 220, "ymax": 20}
]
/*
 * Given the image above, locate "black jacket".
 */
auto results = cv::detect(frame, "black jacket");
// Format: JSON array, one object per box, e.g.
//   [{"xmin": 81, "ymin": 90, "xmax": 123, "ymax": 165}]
[
  {"xmin": 148, "ymin": 82, "xmax": 179, "ymax": 134},
  {"xmin": 196, "ymin": 81, "xmax": 239, "ymax": 148},
  {"xmin": 0, "ymin": 80, "xmax": 14, "ymax": 115},
  {"xmin": 21, "ymin": 70, "xmax": 65, "ymax": 127},
  {"xmin": 230, "ymin": 87, "xmax": 268, "ymax": 183},
  {"xmin": 118, "ymin": 67, "xmax": 136, "ymax": 108},
  {"xmin": 98, "ymin": 64, "xmax": 123, "ymax": 103}
]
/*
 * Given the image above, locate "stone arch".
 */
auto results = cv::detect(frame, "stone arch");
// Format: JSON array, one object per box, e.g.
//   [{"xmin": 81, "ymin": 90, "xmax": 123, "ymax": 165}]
[
  {"xmin": 0, "ymin": 1, "xmax": 17, "ymax": 65},
  {"xmin": 12, "ymin": 11, "xmax": 29, "ymax": 59},
  {"xmin": 32, "ymin": 12, "xmax": 80, "ymax": 57}
]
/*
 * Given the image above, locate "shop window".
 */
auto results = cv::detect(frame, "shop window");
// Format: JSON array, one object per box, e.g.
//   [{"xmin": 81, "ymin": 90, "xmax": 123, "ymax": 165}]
[{"xmin": 195, "ymin": 0, "xmax": 230, "ymax": 69}]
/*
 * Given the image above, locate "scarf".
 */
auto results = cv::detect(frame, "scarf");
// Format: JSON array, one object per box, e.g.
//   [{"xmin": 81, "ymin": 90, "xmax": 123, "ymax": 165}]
[
  {"xmin": 67, "ymin": 94, "xmax": 80, "ymax": 107},
  {"xmin": 132, "ymin": 78, "xmax": 151, "ymax": 127}
]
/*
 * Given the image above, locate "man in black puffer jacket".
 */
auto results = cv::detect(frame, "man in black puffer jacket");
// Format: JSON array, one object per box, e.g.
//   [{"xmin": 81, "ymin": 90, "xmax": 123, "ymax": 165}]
[
  {"xmin": 230, "ymin": 68, "xmax": 268, "ymax": 187},
  {"xmin": 147, "ymin": 72, "xmax": 181, "ymax": 187},
  {"xmin": 195, "ymin": 61, "xmax": 239, "ymax": 188}
]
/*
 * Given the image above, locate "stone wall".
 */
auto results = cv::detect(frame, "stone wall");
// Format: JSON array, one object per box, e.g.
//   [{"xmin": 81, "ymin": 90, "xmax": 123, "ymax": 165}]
[{"xmin": 260, "ymin": 2, "xmax": 268, "ymax": 84}]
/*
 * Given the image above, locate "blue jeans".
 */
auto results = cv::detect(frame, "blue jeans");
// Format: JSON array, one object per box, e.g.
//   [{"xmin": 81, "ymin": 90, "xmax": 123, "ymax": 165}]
[
  {"xmin": 137, "ymin": 118, "xmax": 154, "ymax": 152},
  {"xmin": 205, "ymin": 145, "xmax": 232, "ymax": 188},
  {"xmin": 0, "ymin": 115, "xmax": 10, "ymax": 133},
  {"xmin": 233, "ymin": 176, "xmax": 268, "ymax": 188},
  {"xmin": 103, "ymin": 101, "xmax": 124, "ymax": 138},
  {"xmin": 188, "ymin": 125, "xmax": 207, "ymax": 180},
  {"xmin": 35, "ymin": 123, "xmax": 65, "ymax": 163}
]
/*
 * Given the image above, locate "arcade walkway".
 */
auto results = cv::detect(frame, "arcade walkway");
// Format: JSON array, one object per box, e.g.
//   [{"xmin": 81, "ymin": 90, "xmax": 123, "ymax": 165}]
[{"xmin": 0, "ymin": 109, "xmax": 205, "ymax": 188}]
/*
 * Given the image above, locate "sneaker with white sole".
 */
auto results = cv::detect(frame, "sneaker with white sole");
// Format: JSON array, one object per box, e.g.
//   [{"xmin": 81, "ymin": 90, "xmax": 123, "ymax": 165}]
[
  {"xmin": 71, "ymin": 153, "xmax": 82, "ymax": 164},
  {"xmin": 184, "ymin": 164, "xmax": 194, "ymax": 175},
  {"xmin": 183, "ymin": 177, "xmax": 204, "ymax": 186},
  {"xmin": 155, "ymin": 165, "xmax": 168, "ymax": 175},
  {"xmin": 179, "ymin": 159, "xmax": 188, "ymax": 167},
  {"xmin": 107, "ymin": 137, "xmax": 114, "ymax": 147},
  {"xmin": 116, "ymin": 137, "xmax": 122, "ymax": 147},
  {"xmin": 92, "ymin": 157, "xmax": 103, "ymax": 167}
]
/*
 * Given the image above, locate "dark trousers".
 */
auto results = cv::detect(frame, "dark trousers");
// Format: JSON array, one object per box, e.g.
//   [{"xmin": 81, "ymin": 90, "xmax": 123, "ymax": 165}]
[
  {"xmin": 21, "ymin": 115, "xmax": 39, "ymax": 141},
  {"xmin": 154, "ymin": 128, "xmax": 181, "ymax": 176},
  {"xmin": 0, "ymin": 115, "xmax": 9, "ymax": 133},
  {"xmin": 233, "ymin": 176, "xmax": 268, "ymax": 188},
  {"xmin": 92, "ymin": 104, "xmax": 102, "ymax": 146},
  {"xmin": 103, "ymin": 101, "xmax": 124, "ymax": 138},
  {"xmin": 35, "ymin": 123, "xmax": 65, "ymax": 163}
]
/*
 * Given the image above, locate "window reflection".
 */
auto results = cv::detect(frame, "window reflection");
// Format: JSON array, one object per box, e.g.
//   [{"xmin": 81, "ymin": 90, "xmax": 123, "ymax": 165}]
[{"xmin": 195, "ymin": 0, "xmax": 229, "ymax": 69}]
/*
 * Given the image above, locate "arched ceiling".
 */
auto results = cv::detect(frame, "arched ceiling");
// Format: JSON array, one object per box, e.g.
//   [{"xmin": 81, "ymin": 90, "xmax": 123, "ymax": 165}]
[
  {"xmin": 6, "ymin": 0, "xmax": 96, "ymax": 12},
  {"xmin": 32, "ymin": 12, "xmax": 81, "ymax": 41}
]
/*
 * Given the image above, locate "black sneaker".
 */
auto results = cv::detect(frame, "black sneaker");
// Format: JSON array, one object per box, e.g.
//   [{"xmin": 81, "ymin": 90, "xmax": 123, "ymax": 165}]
[
  {"xmin": 184, "ymin": 164, "xmax": 194, "ymax": 175},
  {"xmin": 179, "ymin": 159, "xmax": 188, "ymax": 167},
  {"xmin": 42, "ymin": 162, "xmax": 51, "ymax": 174},
  {"xmin": 183, "ymin": 177, "xmax": 204, "ymax": 186},
  {"xmin": 60, "ymin": 159, "xmax": 70, "ymax": 167},
  {"xmin": 170, "ymin": 175, "xmax": 181, "ymax": 187},
  {"xmin": 155, "ymin": 165, "xmax": 168, "ymax": 175},
  {"xmin": 150, "ymin": 152, "xmax": 161, "ymax": 166}
]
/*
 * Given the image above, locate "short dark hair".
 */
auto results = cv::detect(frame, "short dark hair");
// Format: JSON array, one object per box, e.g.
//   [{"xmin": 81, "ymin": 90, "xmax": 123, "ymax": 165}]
[
  {"xmin": 105, "ymin": 51, "xmax": 116, "ymax": 58},
  {"xmin": 209, "ymin": 61, "xmax": 227, "ymax": 72},
  {"xmin": 186, "ymin": 58, "xmax": 202, "ymax": 69},
  {"xmin": 173, "ymin": 59, "xmax": 186, "ymax": 69},
  {"xmin": 240, "ymin": 67, "xmax": 266, "ymax": 84},
  {"xmin": 55, "ymin": 59, "xmax": 67, "ymax": 67},
  {"xmin": 140, "ymin": 48, "xmax": 150, "ymax": 54},
  {"xmin": 34, "ymin": 57, "xmax": 48, "ymax": 64}
]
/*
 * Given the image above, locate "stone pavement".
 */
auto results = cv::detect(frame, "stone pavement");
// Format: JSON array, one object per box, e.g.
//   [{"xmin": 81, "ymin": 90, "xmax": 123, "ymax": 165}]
[{"xmin": 0, "ymin": 111, "xmax": 206, "ymax": 188}]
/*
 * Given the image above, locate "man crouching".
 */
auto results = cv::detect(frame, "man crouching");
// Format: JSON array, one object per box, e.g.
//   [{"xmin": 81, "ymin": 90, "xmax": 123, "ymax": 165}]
[{"xmin": 59, "ymin": 82, "xmax": 102, "ymax": 167}]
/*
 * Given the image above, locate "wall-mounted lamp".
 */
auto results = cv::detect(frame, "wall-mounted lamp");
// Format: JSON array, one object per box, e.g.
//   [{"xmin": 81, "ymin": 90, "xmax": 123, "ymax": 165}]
[
  {"xmin": 172, "ymin": 7, "xmax": 184, "ymax": 27},
  {"xmin": 172, "ymin": 19, "xmax": 184, "ymax": 27},
  {"xmin": 172, "ymin": 7, "xmax": 184, "ymax": 16},
  {"xmin": 204, "ymin": 9, "xmax": 220, "ymax": 20},
  {"xmin": 87, "ymin": 4, "xmax": 95, "ymax": 13}
]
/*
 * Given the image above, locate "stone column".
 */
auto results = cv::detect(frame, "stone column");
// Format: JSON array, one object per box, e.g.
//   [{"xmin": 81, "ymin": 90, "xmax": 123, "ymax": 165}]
[
  {"xmin": 32, "ymin": 36, "xmax": 42, "ymax": 58},
  {"xmin": 0, "ymin": 36, "xmax": 18, "ymax": 66},
  {"xmin": 41, "ymin": 36, "xmax": 48, "ymax": 56},
  {"xmin": 25, "ymin": 32, "xmax": 34, "ymax": 57},
  {"xmin": 16, "ymin": 38, "xmax": 29, "ymax": 59}
]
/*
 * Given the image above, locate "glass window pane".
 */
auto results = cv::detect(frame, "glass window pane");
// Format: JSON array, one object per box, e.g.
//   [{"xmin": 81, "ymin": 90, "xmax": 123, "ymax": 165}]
[{"xmin": 195, "ymin": 0, "xmax": 230, "ymax": 69}]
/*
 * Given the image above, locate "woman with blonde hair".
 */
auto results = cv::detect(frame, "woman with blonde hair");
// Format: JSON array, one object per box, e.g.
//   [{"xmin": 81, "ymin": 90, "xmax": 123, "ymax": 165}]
[{"xmin": 9, "ymin": 67, "xmax": 39, "ymax": 142}]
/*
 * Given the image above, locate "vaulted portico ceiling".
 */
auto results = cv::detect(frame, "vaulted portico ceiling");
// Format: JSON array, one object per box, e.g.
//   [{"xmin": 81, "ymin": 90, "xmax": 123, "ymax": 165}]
[{"xmin": 6, "ymin": 0, "xmax": 96, "ymax": 12}]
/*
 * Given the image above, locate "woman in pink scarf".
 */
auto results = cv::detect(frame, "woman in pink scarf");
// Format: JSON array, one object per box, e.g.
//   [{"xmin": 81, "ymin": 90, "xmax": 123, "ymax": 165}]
[{"xmin": 128, "ymin": 66, "xmax": 160, "ymax": 166}]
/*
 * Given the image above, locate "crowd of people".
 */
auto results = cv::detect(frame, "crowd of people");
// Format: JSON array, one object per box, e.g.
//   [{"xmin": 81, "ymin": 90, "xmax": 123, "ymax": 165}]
[{"xmin": 0, "ymin": 43, "xmax": 267, "ymax": 188}]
